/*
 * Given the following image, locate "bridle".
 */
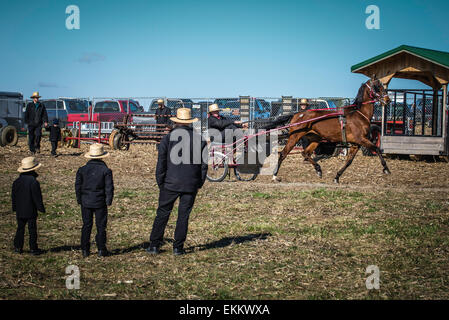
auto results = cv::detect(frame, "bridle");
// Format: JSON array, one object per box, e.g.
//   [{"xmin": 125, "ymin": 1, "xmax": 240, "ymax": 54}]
[{"xmin": 365, "ymin": 80, "xmax": 389, "ymax": 106}]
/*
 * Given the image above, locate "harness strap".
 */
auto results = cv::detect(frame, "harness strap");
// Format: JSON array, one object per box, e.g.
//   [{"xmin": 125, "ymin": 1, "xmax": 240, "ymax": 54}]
[
  {"xmin": 339, "ymin": 114, "xmax": 347, "ymax": 145},
  {"xmin": 356, "ymin": 110, "xmax": 371, "ymax": 123}
]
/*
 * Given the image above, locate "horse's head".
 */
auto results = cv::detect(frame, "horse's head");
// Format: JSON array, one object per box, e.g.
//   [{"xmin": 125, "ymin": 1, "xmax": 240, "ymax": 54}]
[{"xmin": 367, "ymin": 78, "xmax": 390, "ymax": 106}]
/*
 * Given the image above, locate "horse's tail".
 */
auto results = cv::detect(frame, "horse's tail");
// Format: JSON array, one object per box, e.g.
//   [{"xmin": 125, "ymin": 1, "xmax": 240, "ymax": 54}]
[{"xmin": 255, "ymin": 114, "xmax": 293, "ymax": 130}]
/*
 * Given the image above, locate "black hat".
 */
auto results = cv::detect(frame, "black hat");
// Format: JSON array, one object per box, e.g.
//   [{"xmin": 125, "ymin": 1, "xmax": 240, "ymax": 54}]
[{"xmin": 53, "ymin": 118, "xmax": 60, "ymax": 125}]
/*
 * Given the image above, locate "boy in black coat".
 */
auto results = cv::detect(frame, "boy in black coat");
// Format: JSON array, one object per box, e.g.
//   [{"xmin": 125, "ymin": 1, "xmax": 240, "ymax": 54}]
[
  {"xmin": 46, "ymin": 119, "xmax": 62, "ymax": 156},
  {"xmin": 11, "ymin": 157, "xmax": 45, "ymax": 255},
  {"xmin": 75, "ymin": 144, "xmax": 114, "ymax": 258},
  {"xmin": 148, "ymin": 108, "xmax": 208, "ymax": 256}
]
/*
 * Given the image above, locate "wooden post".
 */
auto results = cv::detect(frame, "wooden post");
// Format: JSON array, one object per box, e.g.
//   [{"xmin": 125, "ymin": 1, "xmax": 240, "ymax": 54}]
[
  {"xmin": 239, "ymin": 96, "xmax": 250, "ymax": 123},
  {"xmin": 282, "ymin": 96, "xmax": 292, "ymax": 115},
  {"xmin": 443, "ymin": 84, "xmax": 448, "ymax": 154},
  {"xmin": 432, "ymin": 89, "xmax": 439, "ymax": 136}
]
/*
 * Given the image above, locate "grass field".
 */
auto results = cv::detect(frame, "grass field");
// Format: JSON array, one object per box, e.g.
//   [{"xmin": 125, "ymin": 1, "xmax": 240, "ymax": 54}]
[{"xmin": 0, "ymin": 138, "xmax": 448, "ymax": 299}]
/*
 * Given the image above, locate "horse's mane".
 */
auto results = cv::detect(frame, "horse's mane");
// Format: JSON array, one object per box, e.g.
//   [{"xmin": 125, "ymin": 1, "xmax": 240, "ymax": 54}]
[{"xmin": 353, "ymin": 82, "xmax": 367, "ymax": 109}]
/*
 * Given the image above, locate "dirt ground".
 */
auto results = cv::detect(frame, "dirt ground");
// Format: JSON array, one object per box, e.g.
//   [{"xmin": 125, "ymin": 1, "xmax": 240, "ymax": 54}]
[{"xmin": 0, "ymin": 137, "xmax": 448, "ymax": 299}]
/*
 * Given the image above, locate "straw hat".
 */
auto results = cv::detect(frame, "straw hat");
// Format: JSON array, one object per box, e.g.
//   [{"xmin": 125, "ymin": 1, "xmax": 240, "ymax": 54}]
[
  {"xmin": 299, "ymin": 98, "xmax": 309, "ymax": 105},
  {"xmin": 84, "ymin": 143, "xmax": 110, "ymax": 159},
  {"xmin": 157, "ymin": 99, "xmax": 164, "ymax": 105},
  {"xmin": 208, "ymin": 104, "xmax": 220, "ymax": 113},
  {"xmin": 18, "ymin": 157, "xmax": 42, "ymax": 173},
  {"xmin": 170, "ymin": 108, "xmax": 198, "ymax": 124},
  {"xmin": 30, "ymin": 92, "xmax": 41, "ymax": 99}
]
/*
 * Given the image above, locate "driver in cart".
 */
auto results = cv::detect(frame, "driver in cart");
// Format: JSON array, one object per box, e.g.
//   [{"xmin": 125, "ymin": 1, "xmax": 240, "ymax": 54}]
[{"xmin": 207, "ymin": 104, "xmax": 248, "ymax": 144}]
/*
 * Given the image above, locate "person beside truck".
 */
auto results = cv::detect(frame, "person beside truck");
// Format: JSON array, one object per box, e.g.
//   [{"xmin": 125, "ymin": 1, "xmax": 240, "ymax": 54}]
[{"xmin": 24, "ymin": 92, "xmax": 48, "ymax": 155}]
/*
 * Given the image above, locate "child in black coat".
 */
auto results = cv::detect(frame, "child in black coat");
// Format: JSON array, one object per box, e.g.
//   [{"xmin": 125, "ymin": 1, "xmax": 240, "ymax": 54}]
[
  {"xmin": 75, "ymin": 144, "xmax": 114, "ymax": 258},
  {"xmin": 46, "ymin": 119, "xmax": 61, "ymax": 156},
  {"xmin": 12, "ymin": 157, "xmax": 45, "ymax": 255}
]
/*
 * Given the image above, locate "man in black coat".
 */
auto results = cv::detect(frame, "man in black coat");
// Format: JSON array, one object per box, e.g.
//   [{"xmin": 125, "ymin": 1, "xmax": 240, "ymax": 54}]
[
  {"xmin": 155, "ymin": 99, "xmax": 172, "ymax": 125},
  {"xmin": 75, "ymin": 144, "xmax": 114, "ymax": 257},
  {"xmin": 147, "ymin": 108, "xmax": 208, "ymax": 256},
  {"xmin": 24, "ymin": 92, "xmax": 48, "ymax": 154},
  {"xmin": 11, "ymin": 157, "xmax": 45, "ymax": 255},
  {"xmin": 207, "ymin": 104, "xmax": 247, "ymax": 143},
  {"xmin": 45, "ymin": 118, "xmax": 62, "ymax": 156}
]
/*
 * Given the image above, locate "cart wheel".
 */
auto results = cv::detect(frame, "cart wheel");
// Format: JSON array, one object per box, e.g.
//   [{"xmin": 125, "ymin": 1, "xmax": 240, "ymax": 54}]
[
  {"xmin": 234, "ymin": 167, "xmax": 258, "ymax": 181},
  {"xmin": 113, "ymin": 132, "xmax": 130, "ymax": 151},
  {"xmin": 109, "ymin": 129, "xmax": 119, "ymax": 149},
  {"xmin": 0, "ymin": 125, "xmax": 18, "ymax": 146},
  {"xmin": 206, "ymin": 151, "xmax": 228, "ymax": 182}
]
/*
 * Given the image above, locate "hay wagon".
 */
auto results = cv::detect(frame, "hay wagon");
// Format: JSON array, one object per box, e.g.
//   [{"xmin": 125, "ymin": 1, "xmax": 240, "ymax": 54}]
[
  {"xmin": 352, "ymin": 45, "xmax": 449, "ymax": 160},
  {"xmin": 108, "ymin": 114, "xmax": 170, "ymax": 150}
]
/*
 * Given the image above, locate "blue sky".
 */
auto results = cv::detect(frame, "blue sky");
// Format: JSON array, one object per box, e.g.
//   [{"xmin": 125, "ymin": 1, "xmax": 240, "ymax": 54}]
[{"xmin": 1, "ymin": 0, "xmax": 448, "ymax": 99}]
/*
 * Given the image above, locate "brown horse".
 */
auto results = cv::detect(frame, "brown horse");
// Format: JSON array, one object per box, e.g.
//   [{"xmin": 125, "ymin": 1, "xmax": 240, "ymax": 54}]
[{"xmin": 272, "ymin": 78, "xmax": 391, "ymax": 183}]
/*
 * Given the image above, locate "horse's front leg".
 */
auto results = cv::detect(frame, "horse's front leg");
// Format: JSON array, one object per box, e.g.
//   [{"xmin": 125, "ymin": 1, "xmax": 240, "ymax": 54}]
[
  {"xmin": 359, "ymin": 137, "xmax": 391, "ymax": 174},
  {"xmin": 273, "ymin": 131, "xmax": 305, "ymax": 182},
  {"xmin": 334, "ymin": 145, "xmax": 359, "ymax": 183}
]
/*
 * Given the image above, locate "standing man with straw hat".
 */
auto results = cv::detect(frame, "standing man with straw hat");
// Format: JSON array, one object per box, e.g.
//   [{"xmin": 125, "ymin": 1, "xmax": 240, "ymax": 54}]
[
  {"xmin": 299, "ymin": 98, "xmax": 309, "ymax": 111},
  {"xmin": 155, "ymin": 99, "xmax": 172, "ymax": 126},
  {"xmin": 11, "ymin": 157, "xmax": 45, "ymax": 255},
  {"xmin": 75, "ymin": 144, "xmax": 114, "ymax": 257},
  {"xmin": 147, "ymin": 108, "xmax": 208, "ymax": 256},
  {"xmin": 24, "ymin": 92, "xmax": 48, "ymax": 155}
]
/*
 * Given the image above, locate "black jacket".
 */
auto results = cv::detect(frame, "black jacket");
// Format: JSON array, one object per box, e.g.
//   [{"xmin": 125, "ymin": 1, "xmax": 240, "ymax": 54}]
[
  {"xmin": 208, "ymin": 115, "xmax": 242, "ymax": 142},
  {"xmin": 45, "ymin": 125, "xmax": 61, "ymax": 142},
  {"xmin": 75, "ymin": 160, "xmax": 114, "ymax": 208},
  {"xmin": 25, "ymin": 102, "xmax": 48, "ymax": 127},
  {"xmin": 156, "ymin": 125, "xmax": 208, "ymax": 193},
  {"xmin": 11, "ymin": 172, "xmax": 45, "ymax": 219},
  {"xmin": 155, "ymin": 106, "xmax": 172, "ymax": 125}
]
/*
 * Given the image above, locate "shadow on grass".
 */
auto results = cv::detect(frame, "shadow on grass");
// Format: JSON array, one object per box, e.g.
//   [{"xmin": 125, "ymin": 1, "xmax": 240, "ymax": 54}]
[
  {"xmin": 186, "ymin": 232, "xmax": 271, "ymax": 253},
  {"xmin": 106, "ymin": 233, "xmax": 271, "ymax": 256},
  {"xmin": 48, "ymin": 245, "xmax": 81, "ymax": 253}
]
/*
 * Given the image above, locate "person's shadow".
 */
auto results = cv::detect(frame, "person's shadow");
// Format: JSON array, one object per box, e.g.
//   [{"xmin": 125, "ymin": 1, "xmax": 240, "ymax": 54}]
[
  {"xmin": 47, "ymin": 233, "xmax": 271, "ymax": 256},
  {"xmin": 109, "ymin": 232, "xmax": 271, "ymax": 256}
]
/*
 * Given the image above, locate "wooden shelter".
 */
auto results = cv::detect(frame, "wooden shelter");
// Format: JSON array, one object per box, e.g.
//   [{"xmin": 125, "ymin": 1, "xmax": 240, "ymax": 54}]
[{"xmin": 351, "ymin": 45, "xmax": 449, "ymax": 156}]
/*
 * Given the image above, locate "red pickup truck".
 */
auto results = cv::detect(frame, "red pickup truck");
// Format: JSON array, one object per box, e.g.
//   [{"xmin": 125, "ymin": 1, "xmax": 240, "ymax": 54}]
[{"xmin": 90, "ymin": 99, "xmax": 142, "ymax": 123}]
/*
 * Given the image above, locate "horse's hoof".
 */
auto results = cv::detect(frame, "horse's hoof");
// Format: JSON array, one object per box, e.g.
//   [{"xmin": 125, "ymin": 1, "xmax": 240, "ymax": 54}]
[
  {"xmin": 316, "ymin": 171, "xmax": 322, "ymax": 178},
  {"xmin": 334, "ymin": 178, "xmax": 339, "ymax": 184},
  {"xmin": 383, "ymin": 168, "xmax": 391, "ymax": 175},
  {"xmin": 272, "ymin": 176, "xmax": 282, "ymax": 182}
]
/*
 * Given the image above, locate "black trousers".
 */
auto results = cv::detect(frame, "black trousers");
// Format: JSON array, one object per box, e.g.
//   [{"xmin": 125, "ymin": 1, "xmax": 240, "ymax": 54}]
[
  {"xmin": 51, "ymin": 141, "xmax": 58, "ymax": 155},
  {"xmin": 81, "ymin": 206, "xmax": 108, "ymax": 251},
  {"xmin": 14, "ymin": 218, "xmax": 38, "ymax": 250},
  {"xmin": 28, "ymin": 126, "xmax": 42, "ymax": 152},
  {"xmin": 149, "ymin": 188, "xmax": 197, "ymax": 250}
]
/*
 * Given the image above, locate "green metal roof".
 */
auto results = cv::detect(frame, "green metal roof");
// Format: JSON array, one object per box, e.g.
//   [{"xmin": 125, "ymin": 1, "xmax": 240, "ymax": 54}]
[{"xmin": 351, "ymin": 45, "xmax": 449, "ymax": 72}]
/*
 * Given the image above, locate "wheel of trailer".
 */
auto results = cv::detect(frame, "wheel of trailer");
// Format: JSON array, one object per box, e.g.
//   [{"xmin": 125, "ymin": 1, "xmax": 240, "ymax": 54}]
[
  {"xmin": 362, "ymin": 125, "xmax": 381, "ymax": 156},
  {"xmin": 206, "ymin": 151, "xmax": 228, "ymax": 182},
  {"xmin": 70, "ymin": 128, "xmax": 79, "ymax": 148},
  {"xmin": 0, "ymin": 125, "xmax": 18, "ymax": 146},
  {"xmin": 234, "ymin": 167, "xmax": 258, "ymax": 181},
  {"xmin": 61, "ymin": 129, "xmax": 72, "ymax": 148},
  {"xmin": 113, "ymin": 132, "xmax": 129, "ymax": 151},
  {"xmin": 109, "ymin": 129, "xmax": 120, "ymax": 149}
]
